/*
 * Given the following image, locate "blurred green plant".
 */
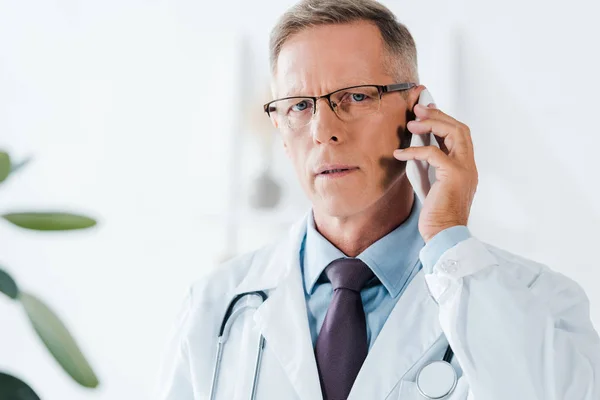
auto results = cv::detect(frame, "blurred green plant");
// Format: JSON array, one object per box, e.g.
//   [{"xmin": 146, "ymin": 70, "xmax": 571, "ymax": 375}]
[{"xmin": 0, "ymin": 150, "xmax": 99, "ymax": 399}]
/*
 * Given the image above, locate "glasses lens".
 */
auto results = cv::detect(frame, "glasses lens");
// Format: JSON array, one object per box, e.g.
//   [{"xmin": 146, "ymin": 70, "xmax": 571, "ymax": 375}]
[
  {"xmin": 331, "ymin": 86, "xmax": 380, "ymax": 121},
  {"xmin": 267, "ymin": 98, "xmax": 315, "ymax": 130}
]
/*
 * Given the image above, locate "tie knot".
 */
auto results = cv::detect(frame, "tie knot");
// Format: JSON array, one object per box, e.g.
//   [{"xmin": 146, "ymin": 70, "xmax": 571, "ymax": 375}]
[{"xmin": 324, "ymin": 258, "xmax": 374, "ymax": 292}]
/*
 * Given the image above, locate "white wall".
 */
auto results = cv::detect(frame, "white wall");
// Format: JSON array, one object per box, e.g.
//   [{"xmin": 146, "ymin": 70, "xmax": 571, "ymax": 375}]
[{"xmin": 0, "ymin": 0, "xmax": 598, "ymax": 399}]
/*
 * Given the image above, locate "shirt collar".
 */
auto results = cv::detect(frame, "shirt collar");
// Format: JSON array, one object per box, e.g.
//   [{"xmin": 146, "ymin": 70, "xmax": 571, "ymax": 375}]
[{"xmin": 302, "ymin": 192, "xmax": 425, "ymax": 297}]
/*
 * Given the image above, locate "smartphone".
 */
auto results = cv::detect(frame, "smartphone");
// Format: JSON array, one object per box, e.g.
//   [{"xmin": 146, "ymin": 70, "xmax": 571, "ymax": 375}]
[{"xmin": 406, "ymin": 88, "xmax": 440, "ymax": 203}]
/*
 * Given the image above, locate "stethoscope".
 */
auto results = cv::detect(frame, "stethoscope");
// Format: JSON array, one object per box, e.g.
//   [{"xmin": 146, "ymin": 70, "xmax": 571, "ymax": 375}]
[
  {"xmin": 416, "ymin": 344, "xmax": 457, "ymax": 399},
  {"xmin": 209, "ymin": 291, "xmax": 458, "ymax": 400},
  {"xmin": 209, "ymin": 291, "xmax": 268, "ymax": 400}
]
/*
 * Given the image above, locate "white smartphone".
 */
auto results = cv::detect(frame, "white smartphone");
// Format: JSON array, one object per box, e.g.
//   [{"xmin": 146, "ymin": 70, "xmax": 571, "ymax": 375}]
[{"xmin": 406, "ymin": 88, "xmax": 440, "ymax": 203}]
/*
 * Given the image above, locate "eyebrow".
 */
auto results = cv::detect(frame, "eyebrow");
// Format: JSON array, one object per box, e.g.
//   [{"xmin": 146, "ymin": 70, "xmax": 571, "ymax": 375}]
[
  {"xmin": 281, "ymin": 85, "xmax": 307, "ymax": 98},
  {"xmin": 281, "ymin": 80, "xmax": 373, "ymax": 98}
]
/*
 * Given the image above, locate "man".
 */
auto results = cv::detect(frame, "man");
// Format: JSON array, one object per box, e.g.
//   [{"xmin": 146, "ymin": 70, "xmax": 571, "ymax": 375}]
[{"xmin": 157, "ymin": 1, "xmax": 600, "ymax": 399}]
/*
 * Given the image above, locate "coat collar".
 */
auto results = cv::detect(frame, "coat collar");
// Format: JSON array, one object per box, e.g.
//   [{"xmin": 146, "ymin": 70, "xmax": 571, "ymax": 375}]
[
  {"xmin": 227, "ymin": 207, "xmax": 443, "ymax": 400},
  {"xmin": 230, "ymin": 209, "xmax": 309, "ymax": 295}
]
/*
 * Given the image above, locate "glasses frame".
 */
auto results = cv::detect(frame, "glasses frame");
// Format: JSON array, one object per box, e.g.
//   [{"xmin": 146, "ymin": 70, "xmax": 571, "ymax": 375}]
[{"xmin": 263, "ymin": 82, "xmax": 417, "ymax": 127}]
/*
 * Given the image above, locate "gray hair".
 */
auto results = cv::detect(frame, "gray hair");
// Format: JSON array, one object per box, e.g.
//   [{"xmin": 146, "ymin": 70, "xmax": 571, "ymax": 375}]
[{"xmin": 269, "ymin": 0, "xmax": 419, "ymax": 84}]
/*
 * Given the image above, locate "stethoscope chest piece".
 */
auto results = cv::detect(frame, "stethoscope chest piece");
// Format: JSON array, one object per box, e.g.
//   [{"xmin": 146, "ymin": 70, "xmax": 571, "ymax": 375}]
[{"xmin": 416, "ymin": 360, "xmax": 457, "ymax": 399}]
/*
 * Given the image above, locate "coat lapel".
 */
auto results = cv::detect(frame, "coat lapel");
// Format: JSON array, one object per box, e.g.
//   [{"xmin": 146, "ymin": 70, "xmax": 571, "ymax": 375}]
[
  {"xmin": 348, "ymin": 269, "xmax": 444, "ymax": 400},
  {"xmin": 231, "ymin": 212, "xmax": 323, "ymax": 400}
]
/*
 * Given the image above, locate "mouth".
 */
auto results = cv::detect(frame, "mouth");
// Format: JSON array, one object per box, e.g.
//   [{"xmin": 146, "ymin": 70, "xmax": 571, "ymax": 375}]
[{"xmin": 316, "ymin": 165, "xmax": 359, "ymax": 178}]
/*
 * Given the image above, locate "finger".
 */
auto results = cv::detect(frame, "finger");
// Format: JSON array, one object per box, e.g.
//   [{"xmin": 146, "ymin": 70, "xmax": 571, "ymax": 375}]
[
  {"xmin": 421, "ymin": 103, "xmax": 448, "ymax": 150},
  {"xmin": 393, "ymin": 145, "xmax": 452, "ymax": 170},
  {"xmin": 407, "ymin": 118, "xmax": 469, "ymax": 157},
  {"xmin": 414, "ymin": 104, "xmax": 473, "ymax": 144},
  {"xmin": 413, "ymin": 103, "xmax": 459, "ymax": 125}
]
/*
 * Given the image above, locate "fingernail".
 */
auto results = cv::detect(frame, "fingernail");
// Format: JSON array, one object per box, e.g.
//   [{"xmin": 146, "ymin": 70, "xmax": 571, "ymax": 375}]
[{"xmin": 428, "ymin": 103, "xmax": 437, "ymax": 109}]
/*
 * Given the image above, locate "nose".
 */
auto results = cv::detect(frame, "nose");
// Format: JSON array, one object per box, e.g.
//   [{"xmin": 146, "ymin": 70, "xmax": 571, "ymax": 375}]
[{"xmin": 310, "ymin": 98, "xmax": 347, "ymax": 145}]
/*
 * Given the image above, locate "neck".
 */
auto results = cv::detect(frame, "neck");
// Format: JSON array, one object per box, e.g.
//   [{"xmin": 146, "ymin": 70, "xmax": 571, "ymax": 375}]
[{"xmin": 312, "ymin": 175, "xmax": 415, "ymax": 257}]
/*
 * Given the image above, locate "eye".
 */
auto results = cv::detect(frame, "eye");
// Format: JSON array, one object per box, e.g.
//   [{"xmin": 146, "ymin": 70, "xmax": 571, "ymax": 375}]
[
  {"xmin": 338, "ymin": 90, "xmax": 375, "ymax": 104},
  {"xmin": 290, "ymin": 100, "xmax": 311, "ymax": 112}
]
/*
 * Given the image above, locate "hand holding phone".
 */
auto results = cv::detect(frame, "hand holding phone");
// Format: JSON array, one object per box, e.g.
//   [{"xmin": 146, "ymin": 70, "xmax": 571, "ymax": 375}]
[{"xmin": 395, "ymin": 87, "xmax": 478, "ymax": 242}]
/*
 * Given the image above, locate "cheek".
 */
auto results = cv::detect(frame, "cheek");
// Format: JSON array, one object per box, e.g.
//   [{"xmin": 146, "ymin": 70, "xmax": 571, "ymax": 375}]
[
  {"xmin": 380, "ymin": 103, "xmax": 409, "ymax": 146},
  {"xmin": 284, "ymin": 135, "xmax": 314, "ymax": 185},
  {"xmin": 358, "ymin": 117, "xmax": 406, "ymax": 187},
  {"xmin": 359, "ymin": 117, "xmax": 403, "ymax": 159}
]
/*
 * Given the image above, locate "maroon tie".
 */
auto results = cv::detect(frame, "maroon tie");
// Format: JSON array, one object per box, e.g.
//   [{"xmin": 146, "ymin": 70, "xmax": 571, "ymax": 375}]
[{"xmin": 315, "ymin": 258, "xmax": 375, "ymax": 400}]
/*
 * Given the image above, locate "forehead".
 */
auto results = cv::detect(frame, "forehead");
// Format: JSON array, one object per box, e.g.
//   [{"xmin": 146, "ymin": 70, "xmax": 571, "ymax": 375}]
[{"xmin": 273, "ymin": 21, "xmax": 390, "ymax": 98}]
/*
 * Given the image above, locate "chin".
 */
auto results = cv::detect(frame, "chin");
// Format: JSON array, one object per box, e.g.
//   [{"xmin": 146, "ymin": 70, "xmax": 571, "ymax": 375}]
[{"xmin": 313, "ymin": 191, "xmax": 376, "ymax": 219}]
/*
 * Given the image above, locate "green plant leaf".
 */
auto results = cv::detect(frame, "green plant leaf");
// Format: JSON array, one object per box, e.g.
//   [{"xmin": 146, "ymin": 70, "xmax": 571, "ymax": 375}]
[
  {"xmin": 0, "ymin": 151, "xmax": 9, "ymax": 183},
  {"xmin": 0, "ymin": 372, "xmax": 41, "ymax": 400},
  {"xmin": 19, "ymin": 291, "xmax": 100, "ymax": 388},
  {"xmin": 2, "ymin": 212, "xmax": 97, "ymax": 231},
  {"xmin": 0, "ymin": 267, "xmax": 19, "ymax": 299}
]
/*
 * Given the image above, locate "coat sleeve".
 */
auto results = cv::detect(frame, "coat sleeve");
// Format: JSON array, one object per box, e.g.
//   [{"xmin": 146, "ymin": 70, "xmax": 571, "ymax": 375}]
[
  {"xmin": 154, "ymin": 287, "xmax": 196, "ymax": 400},
  {"xmin": 422, "ymin": 236, "xmax": 600, "ymax": 400}
]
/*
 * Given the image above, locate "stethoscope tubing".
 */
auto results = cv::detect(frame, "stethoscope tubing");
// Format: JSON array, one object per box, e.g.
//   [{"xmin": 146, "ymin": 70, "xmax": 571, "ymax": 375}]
[{"xmin": 209, "ymin": 291, "xmax": 268, "ymax": 400}]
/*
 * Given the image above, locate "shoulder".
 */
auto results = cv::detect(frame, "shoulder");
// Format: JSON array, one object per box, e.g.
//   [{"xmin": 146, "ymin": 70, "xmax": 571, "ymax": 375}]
[
  {"xmin": 177, "ymin": 211, "xmax": 307, "ymax": 337},
  {"xmin": 481, "ymin": 240, "xmax": 589, "ymax": 305},
  {"xmin": 187, "ymin": 240, "xmax": 280, "ymax": 310},
  {"xmin": 154, "ymin": 239, "xmax": 285, "ymax": 397},
  {"xmin": 166, "ymin": 240, "xmax": 281, "ymax": 352}
]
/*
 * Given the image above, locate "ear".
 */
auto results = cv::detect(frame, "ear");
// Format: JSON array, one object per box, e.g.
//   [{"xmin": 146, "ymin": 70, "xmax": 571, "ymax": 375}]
[
  {"xmin": 407, "ymin": 85, "xmax": 428, "ymax": 114},
  {"xmin": 404, "ymin": 84, "xmax": 427, "ymax": 123}
]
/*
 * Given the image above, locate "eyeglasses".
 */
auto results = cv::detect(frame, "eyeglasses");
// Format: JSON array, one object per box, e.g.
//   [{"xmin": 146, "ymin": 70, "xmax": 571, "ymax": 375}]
[{"xmin": 263, "ymin": 83, "xmax": 416, "ymax": 131}]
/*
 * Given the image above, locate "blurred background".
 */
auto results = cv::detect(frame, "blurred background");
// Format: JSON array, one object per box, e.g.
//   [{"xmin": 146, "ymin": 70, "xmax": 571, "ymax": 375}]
[{"xmin": 1, "ymin": 0, "xmax": 599, "ymax": 398}]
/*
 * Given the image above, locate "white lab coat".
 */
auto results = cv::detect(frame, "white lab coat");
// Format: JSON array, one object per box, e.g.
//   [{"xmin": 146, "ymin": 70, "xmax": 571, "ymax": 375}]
[
  {"xmin": 156, "ymin": 211, "xmax": 600, "ymax": 400},
  {"xmin": 156, "ymin": 122, "xmax": 600, "ymax": 399}
]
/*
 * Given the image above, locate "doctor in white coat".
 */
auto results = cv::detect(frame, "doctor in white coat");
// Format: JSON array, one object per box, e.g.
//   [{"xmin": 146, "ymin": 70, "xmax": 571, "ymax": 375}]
[{"xmin": 156, "ymin": 0, "xmax": 600, "ymax": 399}]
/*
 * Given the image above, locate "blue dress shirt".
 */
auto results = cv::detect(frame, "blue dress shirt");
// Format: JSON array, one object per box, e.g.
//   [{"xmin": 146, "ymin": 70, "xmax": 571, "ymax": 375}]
[{"xmin": 299, "ymin": 192, "xmax": 472, "ymax": 350}]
